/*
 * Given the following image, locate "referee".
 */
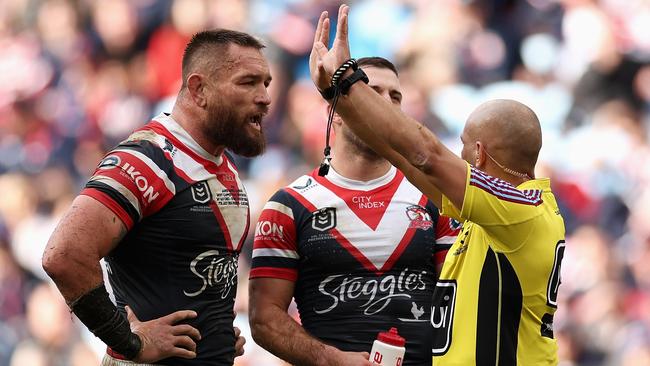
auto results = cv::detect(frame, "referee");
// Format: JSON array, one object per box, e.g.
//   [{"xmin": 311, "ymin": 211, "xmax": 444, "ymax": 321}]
[{"xmin": 309, "ymin": 6, "xmax": 566, "ymax": 365}]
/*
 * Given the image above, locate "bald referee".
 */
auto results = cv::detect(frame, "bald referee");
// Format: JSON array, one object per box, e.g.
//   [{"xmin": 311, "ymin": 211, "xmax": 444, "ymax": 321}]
[{"xmin": 308, "ymin": 5, "xmax": 566, "ymax": 365}]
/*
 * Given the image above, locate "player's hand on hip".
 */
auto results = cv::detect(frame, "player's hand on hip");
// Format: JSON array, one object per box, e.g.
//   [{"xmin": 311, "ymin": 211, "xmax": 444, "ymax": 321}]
[
  {"xmin": 126, "ymin": 306, "xmax": 201, "ymax": 363},
  {"xmin": 309, "ymin": 4, "xmax": 352, "ymax": 93},
  {"xmin": 234, "ymin": 326, "xmax": 246, "ymax": 357}
]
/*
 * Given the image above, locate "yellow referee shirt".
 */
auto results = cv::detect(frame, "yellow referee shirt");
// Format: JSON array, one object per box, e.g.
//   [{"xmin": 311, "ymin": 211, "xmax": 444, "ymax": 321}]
[{"xmin": 432, "ymin": 163, "xmax": 565, "ymax": 366}]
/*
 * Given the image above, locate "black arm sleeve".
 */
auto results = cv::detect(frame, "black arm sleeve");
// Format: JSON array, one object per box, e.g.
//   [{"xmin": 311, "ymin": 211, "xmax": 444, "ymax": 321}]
[{"xmin": 70, "ymin": 284, "xmax": 142, "ymax": 360}]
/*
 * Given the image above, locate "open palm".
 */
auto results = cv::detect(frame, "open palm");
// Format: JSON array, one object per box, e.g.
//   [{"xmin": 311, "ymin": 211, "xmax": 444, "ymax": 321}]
[{"xmin": 309, "ymin": 4, "xmax": 352, "ymax": 93}]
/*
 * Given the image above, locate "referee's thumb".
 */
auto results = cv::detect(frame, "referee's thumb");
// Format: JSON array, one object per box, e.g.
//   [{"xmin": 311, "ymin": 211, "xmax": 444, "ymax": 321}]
[{"xmin": 125, "ymin": 306, "xmax": 139, "ymax": 323}]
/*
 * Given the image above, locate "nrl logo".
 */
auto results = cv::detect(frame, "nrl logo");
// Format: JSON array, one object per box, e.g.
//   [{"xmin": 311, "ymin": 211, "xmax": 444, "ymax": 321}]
[
  {"xmin": 312, "ymin": 207, "xmax": 336, "ymax": 232},
  {"xmin": 191, "ymin": 181, "xmax": 211, "ymax": 204}
]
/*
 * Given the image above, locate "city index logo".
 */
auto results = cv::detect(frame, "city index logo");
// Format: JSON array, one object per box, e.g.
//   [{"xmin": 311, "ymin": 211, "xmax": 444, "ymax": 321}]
[
  {"xmin": 255, "ymin": 221, "xmax": 284, "ymax": 240},
  {"xmin": 98, "ymin": 155, "xmax": 160, "ymax": 204}
]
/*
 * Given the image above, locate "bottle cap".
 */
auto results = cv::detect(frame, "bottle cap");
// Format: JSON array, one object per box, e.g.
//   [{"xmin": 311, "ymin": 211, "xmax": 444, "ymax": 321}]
[{"xmin": 377, "ymin": 327, "xmax": 405, "ymax": 347}]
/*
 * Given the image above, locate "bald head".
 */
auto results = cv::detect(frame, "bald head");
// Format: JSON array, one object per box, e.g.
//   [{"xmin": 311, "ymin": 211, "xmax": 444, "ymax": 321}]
[{"xmin": 462, "ymin": 99, "xmax": 542, "ymax": 177}]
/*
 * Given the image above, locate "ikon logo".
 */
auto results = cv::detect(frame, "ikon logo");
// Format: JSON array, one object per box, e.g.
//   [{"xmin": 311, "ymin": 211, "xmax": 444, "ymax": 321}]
[
  {"xmin": 255, "ymin": 221, "xmax": 284, "ymax": 240},
  {"xmin": 191, "ymin": 181, "xmax": 211, "ymax": 203},
  {"xmin": 312, "ymin": 207, "xmax": 336, "ymax": 231}
]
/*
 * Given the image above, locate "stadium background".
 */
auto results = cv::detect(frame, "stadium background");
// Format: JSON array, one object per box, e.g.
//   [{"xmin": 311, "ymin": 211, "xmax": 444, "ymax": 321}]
[{"xmin": 0, "ymin": 0, "xmax": 648, "ymax": 365}]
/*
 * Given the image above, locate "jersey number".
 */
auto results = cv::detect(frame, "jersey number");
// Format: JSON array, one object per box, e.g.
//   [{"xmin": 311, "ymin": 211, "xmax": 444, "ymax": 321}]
[{"xmin": 546, "ymin": 240, "xmax": 565, "ymax": 308}]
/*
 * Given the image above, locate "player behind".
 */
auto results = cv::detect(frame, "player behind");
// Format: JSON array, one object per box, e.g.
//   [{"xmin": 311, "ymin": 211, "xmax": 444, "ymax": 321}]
[{"xmin": 248, "ymin": 57, "xmax": 459, "ymax": 366}]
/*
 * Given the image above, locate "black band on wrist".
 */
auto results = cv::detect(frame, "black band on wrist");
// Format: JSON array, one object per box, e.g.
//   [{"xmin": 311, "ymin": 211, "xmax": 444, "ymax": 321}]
[
  {"xmin": 338, "ymin": 68, "xmax": 369, "ymax": 95},
  {"xmin": 70, "ymin": 285, "xmax": 142, "ymax": 360},
  {"xmin": 319, "ymin": 85, "xmax": 337, "ymax": 100},
  {"xmin": 319, "ymin": 59, "xmax": 360, "ymax": 100}
]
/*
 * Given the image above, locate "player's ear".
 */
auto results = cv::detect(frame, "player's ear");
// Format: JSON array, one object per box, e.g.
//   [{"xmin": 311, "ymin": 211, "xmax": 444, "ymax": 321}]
[
  {"xmin": 475, "ymin": 141, "xmax": 486, "ymax": 169},
  {"xmin": 186, "ymin": 73, "xmax": 208, "ymax": 108}
]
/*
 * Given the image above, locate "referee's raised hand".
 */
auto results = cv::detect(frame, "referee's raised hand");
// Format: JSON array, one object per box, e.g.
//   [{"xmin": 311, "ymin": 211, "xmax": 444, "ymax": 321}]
[
  {"xmin": 126, "ymin": 306, "xmax": 201, "ymax": 363},
  {"xmin": 309, "ymin": 4, "xmax": 352, "ymax": 93}
]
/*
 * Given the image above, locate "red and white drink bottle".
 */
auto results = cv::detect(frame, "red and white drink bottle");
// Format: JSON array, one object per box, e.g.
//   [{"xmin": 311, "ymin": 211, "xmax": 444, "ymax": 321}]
[{"xmin": 369, "ymin": 327, "xmax": 406, "ymax": 366}]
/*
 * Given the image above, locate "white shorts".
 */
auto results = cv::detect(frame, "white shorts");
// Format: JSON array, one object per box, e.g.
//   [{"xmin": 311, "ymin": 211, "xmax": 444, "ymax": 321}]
[{"xmin": 101, "ymin": 354, "xmax": 161, "ymax": 366}]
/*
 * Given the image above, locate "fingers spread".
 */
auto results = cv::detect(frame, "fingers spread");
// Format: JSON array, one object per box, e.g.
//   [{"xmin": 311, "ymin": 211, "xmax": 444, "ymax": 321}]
[
  {"xmin": 235, "ymin": 336, "xmax": 246, "ymax": 356},
  {"xmin": 320, "ymin": 18, "xmax": 330, "ymax": 48},
  {"xmin": 336, "ymin": 4, "xmax": 349, "ymax": 42},
  {"xmin": 313, "ymin": 43, "xmax": 328, "ymax": 59},
  {"xmin": 170, "ymin": 347, "xmax": 197, "ymax": 360},
  {"xmin": 173, "ymin": 324, "xmax": 201, "ymax": 341},
  {"xmin": 174, "ymin": 335, "xmax": 197, "ymax": 352},
  {"xmin": 165, "ymin": 310, "xmax": 198, "ymax": 324},
  {"xmin": 236, "ymin": 336, "xmax": 246, "ymax": 348},
  {"xmin": 313, "ymin": 11, "xmax": 328, "ymax": 45}
]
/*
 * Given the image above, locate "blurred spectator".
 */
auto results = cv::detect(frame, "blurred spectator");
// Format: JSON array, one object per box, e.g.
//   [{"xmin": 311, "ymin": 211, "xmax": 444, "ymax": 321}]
[{"xmin": 0, "ymin": 0, "xmax": 648, "ymax": 365}]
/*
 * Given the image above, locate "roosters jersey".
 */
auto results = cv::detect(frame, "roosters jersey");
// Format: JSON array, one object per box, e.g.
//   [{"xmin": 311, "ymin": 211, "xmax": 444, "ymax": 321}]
[
  {"xmin": 433, "ymin": 163, "xmax": 566, "ymax": 365},
  {"xmin": 251, "ymin": 167, "xmax": 459, "ymax": 366},
  {"xmin": 81, "ymin": 113, "xmax": 249, "ymax": 366}
]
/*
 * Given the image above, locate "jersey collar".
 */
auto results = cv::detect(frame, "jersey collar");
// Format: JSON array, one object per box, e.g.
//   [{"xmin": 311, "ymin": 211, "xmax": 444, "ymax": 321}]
[
  {"xmin": 324, "ymin": 165, "xmax": 397, "ymax": 191},
  {"xmin": 517, "ymin": 178, "xmax": 551, "ymax": 192},
  {"xmin": 154, "ymin": 113, "xmax": 224, "ymax": 165}
]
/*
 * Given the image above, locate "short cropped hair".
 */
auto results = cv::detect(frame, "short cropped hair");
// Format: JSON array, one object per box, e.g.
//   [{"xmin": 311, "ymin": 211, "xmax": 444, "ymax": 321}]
[
  {"xmin": 181, "ymin": 29, "xmax": 265, "ymax": 87},
  {"xmin": 357, "ymin": 57, "xmax": 398, "ymax": 77}
]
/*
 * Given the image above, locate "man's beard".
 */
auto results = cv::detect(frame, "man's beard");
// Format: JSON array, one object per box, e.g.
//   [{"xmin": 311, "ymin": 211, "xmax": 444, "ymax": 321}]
[
  {"xmin": 341, "ymin": 125, "xmax": 382, "ymax": 161},
  {"xmin": 205, "ymin": 102, "xmax": 266, "ymax": 158}
]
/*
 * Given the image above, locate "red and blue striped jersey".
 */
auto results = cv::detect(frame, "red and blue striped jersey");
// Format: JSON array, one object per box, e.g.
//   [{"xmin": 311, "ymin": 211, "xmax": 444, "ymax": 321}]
[
  {"xmin": 81, "ymin": 113, "xmax": 248, "ymax": 366},
  {"xmin": 251, "ymin": 166, "xmax": 459, "ymax": 365}
]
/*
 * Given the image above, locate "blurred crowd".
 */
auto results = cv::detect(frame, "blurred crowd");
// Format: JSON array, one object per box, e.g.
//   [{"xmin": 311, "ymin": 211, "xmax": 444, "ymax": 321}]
[{"xmin": 0, "ymin": 0, "xmax": 649, "ymax": 365}]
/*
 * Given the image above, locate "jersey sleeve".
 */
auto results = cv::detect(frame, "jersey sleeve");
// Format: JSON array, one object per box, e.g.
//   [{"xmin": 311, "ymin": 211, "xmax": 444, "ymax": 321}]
[
  {"xmin": 80, "ymin": 139, "xmax": 176, "ymax": 230},
  {"xmin": 250, "ymin": 189, "xmax": 300, "ymax": 281},
  {"xmin": 433, "ymin": 215, "xmax": 461, "ymax": 267},
  {"xmin": 448, "ymin": 162, "xmax": 544, "ymax": 251}
]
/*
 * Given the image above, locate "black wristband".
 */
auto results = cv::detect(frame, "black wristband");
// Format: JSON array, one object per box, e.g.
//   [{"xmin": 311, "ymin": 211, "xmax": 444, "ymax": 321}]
[
  {"xmin": 319, "ymin": 59, "xmax": 361, "ymax": 100},
  {"xmin": 319, "ymin": 85, "xmax": 337, "ymax": 100},
  {"xmin": 70, "ymin": 285, "xmax": 142, "ymax": 360},
  {"xmin": 338, "ymin": 68, "xmax": 369, "ymax": 95}
]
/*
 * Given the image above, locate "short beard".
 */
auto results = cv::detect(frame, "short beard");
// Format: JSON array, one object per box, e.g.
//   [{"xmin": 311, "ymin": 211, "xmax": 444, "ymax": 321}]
[
  {"xmin": 341, "ymin": 125, "xmax": 382, "ymax": 161},
  {"xmin": 205, "ymin": 102, "xmax": 266, "ymax": 158}
]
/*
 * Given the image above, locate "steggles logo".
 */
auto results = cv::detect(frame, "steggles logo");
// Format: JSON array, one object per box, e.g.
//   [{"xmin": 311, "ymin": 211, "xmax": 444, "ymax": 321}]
[
  {"xmin": 183, "ymin": 250, "xmax": 238, "ymax": 299},
  {"xmin": 314, "ymin": 268, "xmax": 428, "ymax": 316}
]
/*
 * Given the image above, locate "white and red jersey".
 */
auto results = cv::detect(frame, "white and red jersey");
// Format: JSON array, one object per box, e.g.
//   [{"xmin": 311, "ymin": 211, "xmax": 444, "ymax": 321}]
[
  {"xmin": 81, "ymin": 113, "xmax": 248, "ymax": 365},
  {"xmin": 251, "ymin": 167, "xmax": 460, "ymax": 365}
]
